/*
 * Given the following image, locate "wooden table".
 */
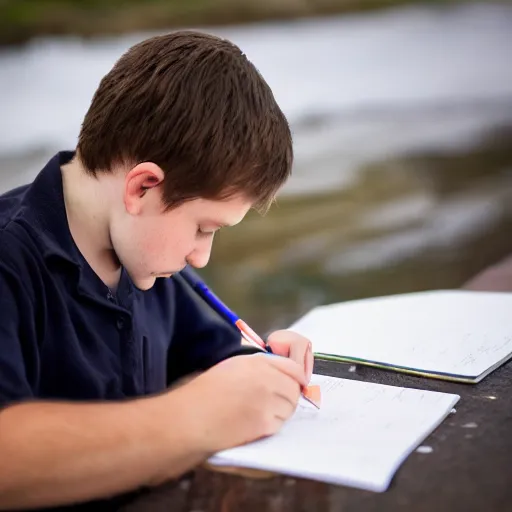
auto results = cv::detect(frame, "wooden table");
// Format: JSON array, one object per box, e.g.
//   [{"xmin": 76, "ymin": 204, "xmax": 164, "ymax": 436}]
[
  {"xmin": 119, "ymin": 354, "xmax": 512, "ymax": 512},
  {"xmin": 114, "ymin": 263, "xmax": 512, "ymax": 512}
]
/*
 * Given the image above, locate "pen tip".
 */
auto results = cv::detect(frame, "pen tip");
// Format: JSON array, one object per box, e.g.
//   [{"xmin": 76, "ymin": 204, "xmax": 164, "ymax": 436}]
[{"xmin": 303, "ymin": 385, "xmax": 321, "ymax": 409}]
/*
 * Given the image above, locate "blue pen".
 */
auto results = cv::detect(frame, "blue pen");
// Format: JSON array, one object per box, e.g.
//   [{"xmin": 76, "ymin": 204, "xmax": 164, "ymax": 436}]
[
  {"xmin": 179, "ymin": 266, "xmax": 320, "ymax": 409},
  {"xmin": 179, "ymin": 266, "xmax": 273, "ymax": 353}
]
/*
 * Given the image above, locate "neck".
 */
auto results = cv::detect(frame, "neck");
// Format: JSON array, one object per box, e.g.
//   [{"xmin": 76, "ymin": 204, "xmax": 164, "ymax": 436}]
[{"xmin": 61, "ymin": 155, "xmax": 122, "ymax": 290}]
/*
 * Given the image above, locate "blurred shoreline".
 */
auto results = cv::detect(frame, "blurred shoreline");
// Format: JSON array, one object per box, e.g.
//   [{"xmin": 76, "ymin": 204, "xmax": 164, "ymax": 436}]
[
  {"xmin": 202, "ymin": 125, "xmax": 512, "ymax": 332},
  {"xmin": 2, "ymin": 1, "xmax": 512, "ymax": 332},
  {"xmin": 0, "ymin": 0, "xmax": 460, "ymax": 47}
]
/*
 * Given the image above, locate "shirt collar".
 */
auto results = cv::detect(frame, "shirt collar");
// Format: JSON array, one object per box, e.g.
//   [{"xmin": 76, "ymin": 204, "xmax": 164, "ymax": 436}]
[
  {"xmin": 19, "ymin": 150, "xmax": 81, "ymax": 266},
  {"xmin": 18, "ymin": 151, "xmax": 135, "ymax": 303}
]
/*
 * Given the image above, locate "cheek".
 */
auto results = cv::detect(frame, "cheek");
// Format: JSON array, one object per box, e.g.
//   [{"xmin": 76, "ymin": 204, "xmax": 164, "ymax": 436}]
[
  {"xmin": 138, "ymin": 230, "xmax": 167, "ymax": 265},
  {"xmin": 143, "ymin": 223, "xmax": 195, "ymax": 264},
  {"xmin": 121, "ymin": 220, "xmax": 164, "ymax": 267}
]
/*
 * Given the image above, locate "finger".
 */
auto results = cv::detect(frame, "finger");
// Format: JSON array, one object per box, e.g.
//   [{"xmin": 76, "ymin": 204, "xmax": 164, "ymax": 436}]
[
  {"xmin": 264, "ymin": 355, "xmax": 307, "ymax": 387},
  {"xmin": 288, "ymin": 335, "xmax": 310, "ymax": 371},
  {"xmin": 269, "ymin": 330, "xmax": 311, "ymax": 380},
  {"xmin": 272, "ymin": 371, "xmax": 302, "ymax": 409},
  {"xmin": 304, "ymin": 342, "xmax": 314, "ymax": 382},
  {"xmin": 257, "ymin": 413, "xmax": 285, "ymax": 440},
  {"xmin": 266, "ymin": 330, "xmax": 291, "ymax": 358},
  {"xmin": 267, "ymin": 330, "xmax": 310, "ymax": 368},
  {"xmin": 271, "ymin": 390, "xmax": 300, "ymax": 423}
]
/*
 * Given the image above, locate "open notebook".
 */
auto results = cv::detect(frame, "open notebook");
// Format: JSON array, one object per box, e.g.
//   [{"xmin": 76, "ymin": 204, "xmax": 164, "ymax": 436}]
[
  {"xmin": 288, "ymin": 290, "xmax": 512, "ymax": 383},
  {"xmin": 209, "ymin": 374, "xmax": 459, "ymax": 492}
]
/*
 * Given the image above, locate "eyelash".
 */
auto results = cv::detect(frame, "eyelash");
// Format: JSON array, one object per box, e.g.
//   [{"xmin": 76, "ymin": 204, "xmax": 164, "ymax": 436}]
[{"xmin": 197, "ymin": 228, "xmax": 214, "ymax": 238}]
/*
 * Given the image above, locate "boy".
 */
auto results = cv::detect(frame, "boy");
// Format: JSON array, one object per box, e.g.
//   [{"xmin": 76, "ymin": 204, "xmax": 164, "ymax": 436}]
[{"xmin": 0, "ymin": 31, "xmax": 313, "ymax": 509}]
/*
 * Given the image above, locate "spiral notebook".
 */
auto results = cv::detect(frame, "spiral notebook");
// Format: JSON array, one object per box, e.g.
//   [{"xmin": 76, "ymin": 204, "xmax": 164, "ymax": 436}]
[
  {"xmin": 209, "ymin": 374, "xmax": 459, "ymax": 492},
  {"xmin": 288, "ymin": 290, "xmax": 512, "ymax": 384}
]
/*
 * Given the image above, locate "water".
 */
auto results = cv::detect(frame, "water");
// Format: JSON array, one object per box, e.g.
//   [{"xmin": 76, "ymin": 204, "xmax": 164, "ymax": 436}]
[
  {"xmin": 1, "ymin": 2, "xmax": 512, "ymax": 332},
  {"xmin": 1, "ymin": 2, "xmax": 511, "ymax": 191}
]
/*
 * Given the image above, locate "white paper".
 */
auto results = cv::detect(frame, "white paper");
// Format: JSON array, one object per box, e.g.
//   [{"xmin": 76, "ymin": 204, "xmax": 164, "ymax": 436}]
[
  {"xmin": 288, "ymin": 290, "xmax": 512, "ymax": 379},
  {"xmin": 209, "ymin": 374, "xmax": 459, "ymax": 492}
]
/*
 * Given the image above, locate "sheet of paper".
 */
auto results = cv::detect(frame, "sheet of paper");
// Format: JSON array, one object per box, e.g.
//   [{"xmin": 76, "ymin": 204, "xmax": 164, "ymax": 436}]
[
  {"xmin": 209, "ymin": 374, "xmax": 459, "ymax": 492},
  {"xmin": 288, "ymin": 290, "xmax": 512, "ymax": 378}
]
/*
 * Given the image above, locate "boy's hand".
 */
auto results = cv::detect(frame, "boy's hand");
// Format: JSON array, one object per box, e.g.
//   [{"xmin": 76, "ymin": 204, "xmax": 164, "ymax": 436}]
[
  {"xmin": 266, "ymin": 330, "xmax": 314, "ymax": 383},
  {"xmin": 177, "ymin": 354, "xmax": 306, "ymax": 453}
]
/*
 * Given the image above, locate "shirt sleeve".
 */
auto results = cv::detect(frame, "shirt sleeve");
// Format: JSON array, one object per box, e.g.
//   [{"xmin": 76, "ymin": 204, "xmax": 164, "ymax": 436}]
[
  {"xmin": 167, "ymin": 272, "xmax": 261, "ymax": 382},
  {"xmin": 0, "ymin": 263, "xmax": 36, "ymax": 408}
]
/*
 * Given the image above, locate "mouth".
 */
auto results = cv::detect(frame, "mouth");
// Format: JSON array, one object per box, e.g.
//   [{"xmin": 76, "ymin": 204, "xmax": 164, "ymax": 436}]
[
  {"xmin": 150, "ymin": 265, "xmax": 187, "ymax": 279},
  {"xmin": 150, "ymin": 272, "xmax": 175, "ymax": 278}
]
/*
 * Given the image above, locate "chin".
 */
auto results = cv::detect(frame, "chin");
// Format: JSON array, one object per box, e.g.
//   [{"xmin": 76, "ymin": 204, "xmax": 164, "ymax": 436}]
[{"xmin": 132, "ymin": 276, "xmax": 157, "ymax": 291}]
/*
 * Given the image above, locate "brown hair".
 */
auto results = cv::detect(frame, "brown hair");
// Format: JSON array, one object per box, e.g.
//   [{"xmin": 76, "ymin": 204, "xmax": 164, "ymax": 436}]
[{"xmin": 77, "ymin": 30, "xmax": 293, "ymax": 212}]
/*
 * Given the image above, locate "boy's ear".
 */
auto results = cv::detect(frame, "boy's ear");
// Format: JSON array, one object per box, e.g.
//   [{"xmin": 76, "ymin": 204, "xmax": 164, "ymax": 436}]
[{"xmin": 124, "ymin": 162, "xmax": 165, "ymax": 214}]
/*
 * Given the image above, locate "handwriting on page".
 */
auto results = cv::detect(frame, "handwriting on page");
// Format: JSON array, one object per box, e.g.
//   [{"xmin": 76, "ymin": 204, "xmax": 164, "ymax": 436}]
[
  {"xmin": 291, "ymin": 291, "xmax": 512, "ymax": 377},
  {"xmin": 290, "ymin": 376, "xmax": 448, "ymax": 426},
  {"xmin": 209, "ymin": 374, "xmax": 459, "ymax": 492}
]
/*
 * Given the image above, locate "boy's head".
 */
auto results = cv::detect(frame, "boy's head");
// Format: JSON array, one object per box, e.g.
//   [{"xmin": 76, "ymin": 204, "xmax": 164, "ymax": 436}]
[{"xmin": 75, "ymin": 31, "xmax": 293, "ymax": 290}]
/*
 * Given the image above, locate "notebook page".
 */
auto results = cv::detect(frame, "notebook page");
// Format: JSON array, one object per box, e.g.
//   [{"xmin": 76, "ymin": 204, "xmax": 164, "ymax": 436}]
[
  {"xmin": 288, "ymin": 291, "xmax": 512, "ymax": 378},
  {"xmin": 209, "ymin": 374, "xmax": 459, "ymax": 492}
]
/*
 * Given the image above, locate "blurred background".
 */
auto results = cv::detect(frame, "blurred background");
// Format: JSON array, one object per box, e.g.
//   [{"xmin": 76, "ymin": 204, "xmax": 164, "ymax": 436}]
[{"xmin": 1, "ymin": 0, "xmax": 512, "ymax": 334}]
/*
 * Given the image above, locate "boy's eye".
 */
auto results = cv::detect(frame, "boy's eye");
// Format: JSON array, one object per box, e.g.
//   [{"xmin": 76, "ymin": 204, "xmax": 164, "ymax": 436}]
[{"xmin": 197, "ymin": 227, "xmax": 215, "ymax": 238}]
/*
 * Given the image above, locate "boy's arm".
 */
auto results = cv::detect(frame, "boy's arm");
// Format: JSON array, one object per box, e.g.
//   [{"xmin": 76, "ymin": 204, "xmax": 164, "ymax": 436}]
[
  {"xmin": 0, "ymin": 392, "xmax": 205, "ymax": 510},
  {"xmin": 0, "ymin": 270, "xmax": 306, "ymax": 510},
  {"xmin": 0, "ymin": 269, "xmax": 208, "ymax": 509}
]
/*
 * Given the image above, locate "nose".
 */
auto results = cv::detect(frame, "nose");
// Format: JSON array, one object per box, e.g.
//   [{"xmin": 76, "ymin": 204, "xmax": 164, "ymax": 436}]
[{"xmin": 186, "ymin": 237, "xmax": 214, "ymax": 269}]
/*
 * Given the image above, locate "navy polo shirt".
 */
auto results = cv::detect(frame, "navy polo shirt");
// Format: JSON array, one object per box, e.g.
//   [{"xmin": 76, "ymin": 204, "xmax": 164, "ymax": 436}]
[{"xmin": 0, "ymin": 151, "xmax": 254, "ymax": 407}]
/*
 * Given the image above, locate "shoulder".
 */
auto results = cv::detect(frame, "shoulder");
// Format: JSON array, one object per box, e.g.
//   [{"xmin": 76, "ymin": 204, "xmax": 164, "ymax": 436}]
[
  {"xmin": 0, "ymin": 231, "xmax": 37, "ymax": 326},
  {"xmin": 0, "ymin": 181, "xmax": 52, "ymax": 275},
  {"xmin": 0, "ymin": 182, "xmax": 36, "ymax": 262},
  {"xmin": 0, "ymin": 219, "xmax": 45, "ymax": 305},
  {"xmin": 0, "ymin": 183, "xmax": 29, "ymax": 229},
  {"xmin": 0, "ymin": 226, "xmax": 33, "ymax": 272}
]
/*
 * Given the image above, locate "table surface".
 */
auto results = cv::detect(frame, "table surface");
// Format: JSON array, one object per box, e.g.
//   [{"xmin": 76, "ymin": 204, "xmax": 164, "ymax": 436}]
[
  {"xmin": 120, "ymin": 353, "xmax": 512, "ymax": 512},
  {"xmin": 116, "ymin": 263, "xmax": 512, "ymax": 512}
]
